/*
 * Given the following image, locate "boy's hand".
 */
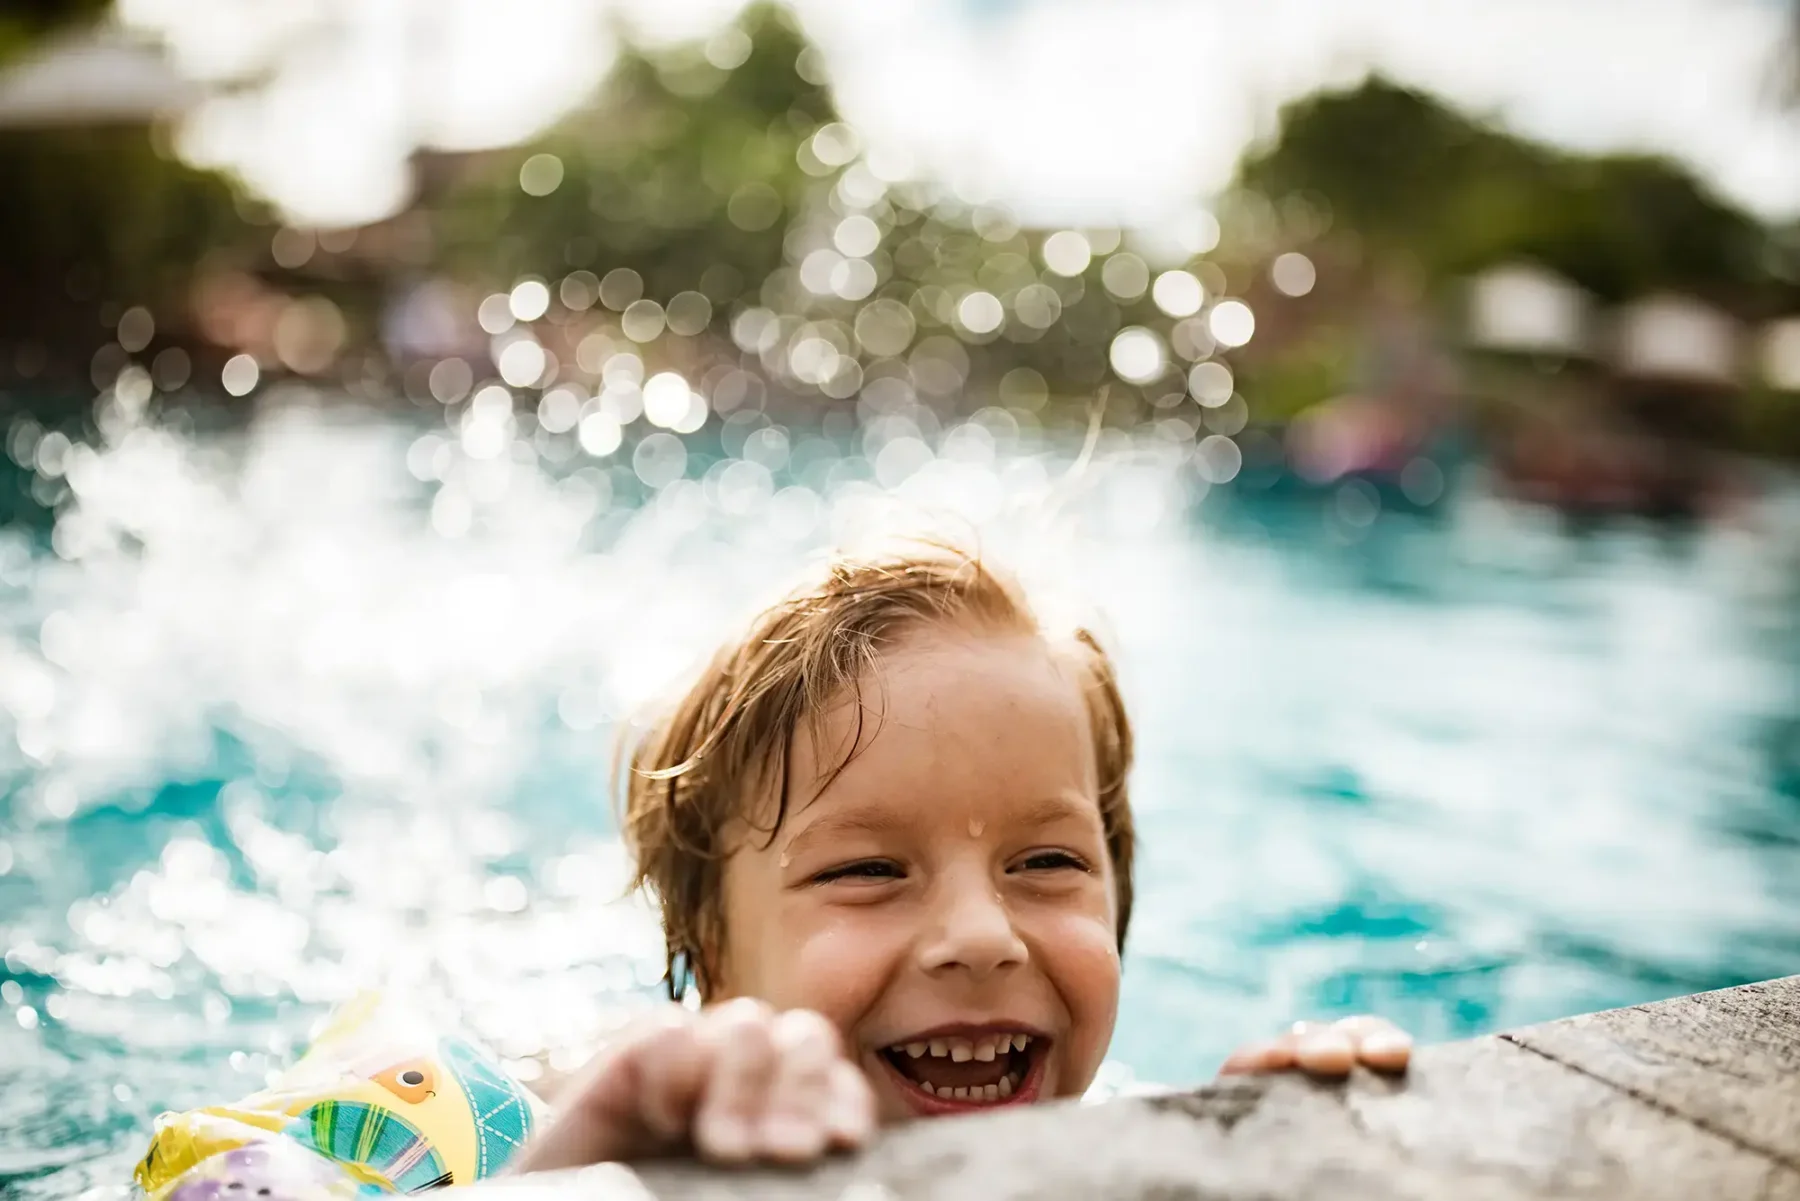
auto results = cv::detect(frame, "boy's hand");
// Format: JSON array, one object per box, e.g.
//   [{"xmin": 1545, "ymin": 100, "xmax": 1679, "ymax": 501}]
[
  {"xmin": 1217, "ymin": 1015, "xmax": 1412, "ymax": 1077},
  {"xmin": 511, "ymin": 999, "xmax": 875, "ymax": 1172}
]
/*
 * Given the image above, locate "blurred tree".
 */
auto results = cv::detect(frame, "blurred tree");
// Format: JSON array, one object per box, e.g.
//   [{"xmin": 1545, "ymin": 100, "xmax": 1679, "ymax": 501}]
[
  {"xmin": 1787, "ymin": 0, "xmax": 1800, "ymax": 105},
  {"xmin": 1237, "ymin": 77, "xmax": 1774, "ymax": 305},
  {"xmin": 0, "ymin": 126, "xmax": 253, "ymax": 388},
  {"xmin": 0, "ymin": 0, "xmax": 110, "ymax": 66},
  {"xmin": 433, "ymin": 3, "xmax": 833, "ymax": 304},
  {"xmin": 430, "ymin": 1, "xmax": 1160, "ymax": 422}
]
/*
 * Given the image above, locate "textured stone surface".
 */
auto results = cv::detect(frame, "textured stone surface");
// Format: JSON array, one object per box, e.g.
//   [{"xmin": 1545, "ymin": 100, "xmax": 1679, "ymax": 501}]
[
  {"xmin": 1506, "ymin": 974, "xmax": 1800, "ymax": 1171},
  {"xmin": 478, "ymin": 977, "xmax": 1800, "ymax": 1201}
]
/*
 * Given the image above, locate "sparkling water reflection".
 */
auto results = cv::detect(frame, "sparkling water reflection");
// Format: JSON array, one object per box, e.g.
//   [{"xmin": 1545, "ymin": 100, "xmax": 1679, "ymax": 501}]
[{"xmin": 2, "ymin": 403, "xmax": 1799, "ymax": 1198}]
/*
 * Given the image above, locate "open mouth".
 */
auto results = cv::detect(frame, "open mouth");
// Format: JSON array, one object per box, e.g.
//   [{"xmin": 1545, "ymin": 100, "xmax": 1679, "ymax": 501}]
[{"xmin": 877, "ymin": 1029, "xmax": 1048, "ymax": 1112}]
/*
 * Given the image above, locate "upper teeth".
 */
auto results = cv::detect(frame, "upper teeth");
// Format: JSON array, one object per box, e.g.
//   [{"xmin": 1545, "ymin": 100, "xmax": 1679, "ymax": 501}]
[{"xmin": 899, "ymin": 1033, "xmax": 1030, "ymax": 1061}]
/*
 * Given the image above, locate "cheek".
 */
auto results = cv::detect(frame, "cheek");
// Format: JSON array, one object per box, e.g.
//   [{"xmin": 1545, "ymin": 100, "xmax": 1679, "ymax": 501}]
[
  {"xmin": 734, "ymin": 901, "xmax": 906, "ymax": 1026},
  {"xmin": 1026, "ymin": 908, "xmax": 1121, "ymax": 1087}
]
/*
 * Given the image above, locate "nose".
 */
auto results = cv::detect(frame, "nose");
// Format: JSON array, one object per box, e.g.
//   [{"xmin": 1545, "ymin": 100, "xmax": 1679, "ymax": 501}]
[{"xmin": 917, "ymin": 866, "xmax": 1027, "ymax": 979}]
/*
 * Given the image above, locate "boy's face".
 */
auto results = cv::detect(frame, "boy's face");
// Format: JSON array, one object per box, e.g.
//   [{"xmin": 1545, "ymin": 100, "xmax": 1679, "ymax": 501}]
[{"xmin": 712, "ymin": 627, "xmax": 1121, "ymax": 1123}]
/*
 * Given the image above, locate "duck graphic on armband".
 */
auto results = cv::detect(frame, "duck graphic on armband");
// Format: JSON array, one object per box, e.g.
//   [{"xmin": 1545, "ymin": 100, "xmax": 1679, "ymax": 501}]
[{"xmin": 286, "ymin": 1041, "xmax": 539, "ymax": 1192}]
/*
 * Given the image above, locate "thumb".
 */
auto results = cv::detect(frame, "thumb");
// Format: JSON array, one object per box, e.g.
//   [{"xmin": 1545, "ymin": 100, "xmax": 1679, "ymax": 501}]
[{"xmin": 510, "ymin": 1011, "xmax": 698, "ymax": 1173}]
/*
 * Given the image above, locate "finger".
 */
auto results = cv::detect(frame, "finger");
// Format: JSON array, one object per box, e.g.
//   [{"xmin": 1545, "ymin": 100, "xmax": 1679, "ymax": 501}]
[
  {"xmin": 1330, "ymin": 1015, "xmax": 1412, "ymax": 1072},
  {"xmin": 756, "ymin": 1010, "xmax": 842, "ymax": 1161},
  {"xmin": 632, "ymin": 1020, "xmax": 713, "ymax": 1140},
  {"xmin": 1293, "ymin": 1027, "xmax": 1357, "ymax": 1076},
  {"xmin": 694, "ymin": 999, "xmax": 778, "ymax": 1163},
  {"xmin": 1217, "ymin": 1038, "xmax": 1295, "ymax": 1076},
  {"xmin": 822, "ymin": 1060, "xmax": 876, "ymax": 1149},
  {"xmin": 1358, "ymin": 1029, "xmax": 1413, "ymax": 1072},
  {"xmin": 512, "ymin": 1007, "xmax": 693, "ymax": 1173},
  {"xmin": 1359, "ymin": 1031, "xmax": 1412, "ymax": 1073}
]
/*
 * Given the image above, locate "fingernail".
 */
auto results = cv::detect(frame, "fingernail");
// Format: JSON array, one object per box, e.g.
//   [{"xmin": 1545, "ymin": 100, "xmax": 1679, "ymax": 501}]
[{"xmin": 1364, "ymin": 1032, "xmax": 1413, "ymax": 1057}]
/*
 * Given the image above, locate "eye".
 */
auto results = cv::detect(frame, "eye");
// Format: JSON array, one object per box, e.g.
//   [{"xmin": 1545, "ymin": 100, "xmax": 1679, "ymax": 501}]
[
  {"xmin": 1017, "ymin": 850, "xmax": 1090, "ymax": 873},
  {"xmin": 399, "ymin": 1069, "xmax": 425, "ymax": 1087},
  {"xmin": 813, "ymin": 860, "xmax": 903, "ymax": 883}
]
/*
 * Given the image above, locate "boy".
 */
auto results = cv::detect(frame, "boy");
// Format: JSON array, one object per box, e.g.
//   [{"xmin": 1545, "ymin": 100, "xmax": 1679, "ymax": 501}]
[{"xmin": 514, "ymin": 541, "xmax": 1410, "ymax": 1173}]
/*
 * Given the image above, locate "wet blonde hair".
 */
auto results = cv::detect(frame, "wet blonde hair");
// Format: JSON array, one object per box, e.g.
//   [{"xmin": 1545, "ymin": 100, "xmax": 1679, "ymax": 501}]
[{"xmin": 620, "ymin": 540, "xmax": 1135, "ymax": 999}]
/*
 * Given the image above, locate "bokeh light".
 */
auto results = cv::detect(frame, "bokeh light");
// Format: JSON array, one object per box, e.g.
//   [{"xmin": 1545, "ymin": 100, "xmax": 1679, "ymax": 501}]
[
  {"xmin": 665, "ymin": 292, "xmax": 713, "ymax": 338},
  {"xmin": 509, "ymin": 279, "xmax": 551, "ymax": 322},
  {"xmin": 560, "ymin": 271, "xmax": 600, "ymax": 311},
  {"xmin": 518, "ymin": 153, "xmax": 565, "ymax": 197},
  {"xmin": 621, "ymin": 299, "xmax": 666, "ymax": 343},
  {"xmin": 477, "ymin": 294, "xmax": 515, "ymax": 335},
  {"xmin": 1194, "ymin": 433, "xmax": 1243, "ymax": 483},
  {"xmin": 1042, "ymin": 230, "xmax": 1092, "ymax": 277},
  {"xmin": 1101, "ymin": 252, "xmax": 1149, "ymax": 301},
  {"xmin": 578, "ymin": 410, "xmax": 623, "ymax": 456},
  {"xmin": 538, "ymin": 387, "xmax": 582, "ymax": 434},
  {"xmin": 1208, "ymin": 300, "xmax": 1256, "ymax": 348},
  {"xmin": 220, "ymin": 354, "xmax": 260, "ymax": 396},
  {"xmin": 957, "ymin": 291, "xmax": 1005, "ymax": 336},
  {"xmin": 1152, "ymin": 270, "xmax": 1204, "ymax": 318},
  {"xmin": 600, "ymin": 269, "xmax": 644, "ymax": 311},
  {"xmin": 1109, "ymin": 327, "xmax": 1166, "ymax": 384},
  {"xmin": 1188, "ymin": 361, "xmax": 1234, "ymax": 407},
  {"xmin": 497, "ymin": 339, "xmax": 547, "ymax": 387},
  {"xmin": 833, "ymin": 215, "xmax": 881, "ymax": 258},
  {"xmin": 642, "ymin": 373, "xmax": 691, "ymax": 429},
  {"xmin": 1271, "ymin": 252, "xmax": 1317, "ymax": 297},
  {"xmin": 117, "ymin": 307, "xmax": 154, "ymax": 353}
]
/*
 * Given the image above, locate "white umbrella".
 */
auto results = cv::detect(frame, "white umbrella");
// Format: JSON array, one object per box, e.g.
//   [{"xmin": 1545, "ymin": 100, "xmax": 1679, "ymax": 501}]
[{"xmin": 0, "ymin": 25, "xmax": 199, "ymax": 127}]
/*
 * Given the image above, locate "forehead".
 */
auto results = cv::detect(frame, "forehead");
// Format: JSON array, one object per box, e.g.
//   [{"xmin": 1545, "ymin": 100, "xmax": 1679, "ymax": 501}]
[{"xmin": 779, "ymin": 627, "xmax": 1101, "ymax": 832}]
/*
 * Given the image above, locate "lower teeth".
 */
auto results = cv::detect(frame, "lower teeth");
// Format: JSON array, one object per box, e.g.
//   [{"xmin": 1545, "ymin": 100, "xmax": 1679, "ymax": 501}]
[{"xmin": 918, "ymin": 1073, "xmax": 1020, "ymax": 1102}]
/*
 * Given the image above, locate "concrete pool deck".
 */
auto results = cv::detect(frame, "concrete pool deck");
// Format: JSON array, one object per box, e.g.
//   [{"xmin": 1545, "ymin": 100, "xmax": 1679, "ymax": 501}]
[{"xmin": 482, "ymin": 974, "xmax": 1800, "ymax": 1201}]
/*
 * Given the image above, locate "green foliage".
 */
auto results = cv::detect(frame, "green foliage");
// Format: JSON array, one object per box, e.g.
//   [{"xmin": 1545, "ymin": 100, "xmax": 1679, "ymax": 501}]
[
  {"xmin": 1738, "ymin": 382, "xmax": 1800, "ymax": 454},
  {"xmin": 0, "ymin": 126, "xmax": 252, "ymax": 346},
  {"xmin": 435, "ymin": 3, "xmax": 833, "ymax": 299},
  {"xmin": 1236, "ymin": 326, "xmax": 1359, "ymax": 424},
  {"xmin": 0, "ymin": 0, "xmax": 110, "ymax": 67},
  {"xmin": 1237, "ymin": 77, "xmax": 1774, "ymax": 304}
]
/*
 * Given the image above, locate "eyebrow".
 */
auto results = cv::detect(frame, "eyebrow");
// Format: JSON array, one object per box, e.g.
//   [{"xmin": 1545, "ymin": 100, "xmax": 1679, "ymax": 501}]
[
  {"xmin": 782, "ymin": 807, "xmax": 913, "ymax": 857},
  {"xmin": 782, "ymin": 792, "xmax": 1101, "ymax": 857},
  {"xmin": 1009, "ymin": 793, "xmax": 1103, "ymax": 830}
]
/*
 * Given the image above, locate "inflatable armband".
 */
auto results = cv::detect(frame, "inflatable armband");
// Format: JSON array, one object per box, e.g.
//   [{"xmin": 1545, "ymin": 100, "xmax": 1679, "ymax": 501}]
[{"xmin": 135, "ymin": 993, "xmax": 547, "ymax": 1199}]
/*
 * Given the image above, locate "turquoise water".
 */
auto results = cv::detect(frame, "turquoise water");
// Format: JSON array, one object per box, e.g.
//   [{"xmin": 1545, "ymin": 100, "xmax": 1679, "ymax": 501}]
[{"xmin": 3, "ymin": 402, "xmax": 1799, "ymax": 1198}]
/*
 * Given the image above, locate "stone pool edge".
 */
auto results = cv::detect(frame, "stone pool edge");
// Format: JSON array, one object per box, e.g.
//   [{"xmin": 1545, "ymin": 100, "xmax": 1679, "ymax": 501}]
[{"xmin": 476, "ymin": 974, "xmax": 1800, "ymax": 1201}]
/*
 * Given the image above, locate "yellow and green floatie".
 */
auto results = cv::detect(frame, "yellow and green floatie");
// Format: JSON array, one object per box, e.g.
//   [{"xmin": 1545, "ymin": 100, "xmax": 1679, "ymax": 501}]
[{"xmin": 135, "ymin": 993, "xmax": 547, "ymax": 1200}]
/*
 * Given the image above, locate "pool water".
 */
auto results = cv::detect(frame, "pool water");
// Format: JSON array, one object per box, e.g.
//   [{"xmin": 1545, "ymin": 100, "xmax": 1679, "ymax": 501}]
[{"xmin": 2, "ymin": 404, "xmax": 1798, "ymax": 1198}]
